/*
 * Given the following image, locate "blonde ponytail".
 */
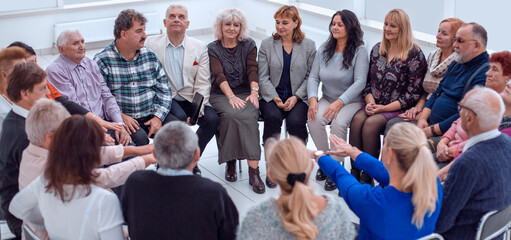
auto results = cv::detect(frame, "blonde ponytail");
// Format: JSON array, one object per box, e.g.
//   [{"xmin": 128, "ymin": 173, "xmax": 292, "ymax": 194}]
[
  {"xmin": 386, "ymin": 123, "xmax": 439, "ymax": 229},
  {"xmin": 266, "ymin": 137, "xmax": 319, "ymax": 240}
]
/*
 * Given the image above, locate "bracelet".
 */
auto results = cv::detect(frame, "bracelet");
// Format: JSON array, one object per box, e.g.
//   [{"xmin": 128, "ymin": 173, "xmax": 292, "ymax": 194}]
[
  {"xmin": 228, "ymin": 95, "xmax": 235, "ymax": 100},
  {"xmin": 251, "ymin": 87, "xmax": 259, "ymax": 92},
  {"xmin": 430, "ymin": 125, "xmax": 439, "ymax": 137}
]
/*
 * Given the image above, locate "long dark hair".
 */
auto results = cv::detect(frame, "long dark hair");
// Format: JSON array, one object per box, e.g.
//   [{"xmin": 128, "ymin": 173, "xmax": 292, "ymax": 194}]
[
  {"xmin": 323, "ymin": 10, "xmax": 364, "ymax": 69},
  {"xmin": 45, "ymin": 115, "xmax": 104, "ymax": 202}
]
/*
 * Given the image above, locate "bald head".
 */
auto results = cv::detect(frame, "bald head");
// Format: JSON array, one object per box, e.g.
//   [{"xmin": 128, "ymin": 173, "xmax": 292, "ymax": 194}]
[{"xmin": 462, "ymin": 86, "xmax": 504, "ymax": 132}]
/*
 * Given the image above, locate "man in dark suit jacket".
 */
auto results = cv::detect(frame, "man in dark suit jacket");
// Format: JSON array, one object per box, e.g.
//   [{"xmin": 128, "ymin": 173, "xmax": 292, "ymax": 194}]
[
  {"xmin": 122, "ymin": 121, "xmax": 239, "ymax": 240},
  {"xmin": 0, "ymin": 62, "xmax": 49, "ymax": 238}
]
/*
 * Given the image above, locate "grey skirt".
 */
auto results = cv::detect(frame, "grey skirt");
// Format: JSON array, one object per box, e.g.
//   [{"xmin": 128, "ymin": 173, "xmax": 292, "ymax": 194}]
[{"xmin": 209, "ymin": 93, "xmax": 261, "ymax": 164}]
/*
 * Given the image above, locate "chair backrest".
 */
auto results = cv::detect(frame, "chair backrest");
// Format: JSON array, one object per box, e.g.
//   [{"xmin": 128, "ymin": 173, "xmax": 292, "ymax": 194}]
[
  {"xmin": 22, "ymin": 224, "xmax": 41, "ymax": 240},
  {"xmin": 418, "ymin": 233, "xmax": 444, "ymax": 240},
  {"xmin": 475, "ymin": 204, "xmax": 511, "ymax": 240}
]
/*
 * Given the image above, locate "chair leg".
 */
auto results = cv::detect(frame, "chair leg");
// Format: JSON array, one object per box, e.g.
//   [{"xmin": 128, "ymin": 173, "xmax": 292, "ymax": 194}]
[{"xmin": 238, "ymin": 159, "xmax": 242, "ymax": 172}]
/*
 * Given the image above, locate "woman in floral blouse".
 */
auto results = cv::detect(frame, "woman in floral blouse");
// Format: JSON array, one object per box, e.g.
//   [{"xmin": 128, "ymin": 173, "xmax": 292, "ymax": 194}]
[{"xmin": 348, "ymin": 9, "xmax": 427, "ymax": 185}]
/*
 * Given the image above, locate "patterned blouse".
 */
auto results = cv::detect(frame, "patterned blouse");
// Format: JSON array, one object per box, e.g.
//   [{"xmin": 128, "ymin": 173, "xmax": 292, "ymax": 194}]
[{"xmin": 363, "ymin": 42, "xmax": 427, "ymax": 109}]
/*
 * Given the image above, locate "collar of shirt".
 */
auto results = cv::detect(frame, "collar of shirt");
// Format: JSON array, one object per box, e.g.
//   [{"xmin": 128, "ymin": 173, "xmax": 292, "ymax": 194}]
[
  {"xmin": 463, "ymin": 128, "xmax": 501, "ymax": 152},
  {"xmin": 59, "ymin": 55, "xmax": 84, "ymax": 71},
  {"xmin": 166, "ymin": 36, "xmax": 186, "ymax": 49},
  {"xmin": 157, "ymin": 167, "xmax": 193, "ymax": 176},
  {"xmin": 12, "ymin": 103, "xmax": 29, "ymax": 118},
  {"xmin": 111, "ymin": 41, "xmax": 141, "ymax": 62}
]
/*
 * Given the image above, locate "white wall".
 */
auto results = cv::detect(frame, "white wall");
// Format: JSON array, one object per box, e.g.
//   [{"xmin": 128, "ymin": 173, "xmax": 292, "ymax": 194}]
[{"xmin": 1, "ymin": 0, "xmax": 508, "ymax": 54}]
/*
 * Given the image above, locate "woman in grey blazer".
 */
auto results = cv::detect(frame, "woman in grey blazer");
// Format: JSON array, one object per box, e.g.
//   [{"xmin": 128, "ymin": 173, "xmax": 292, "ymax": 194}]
[
  {"xmin": 258, "ymin": 6, "xmax": 316, "ymax": 187},
  {"xmin": 307, "ymin": 10, "xmax": 369, "ymax": 191}
]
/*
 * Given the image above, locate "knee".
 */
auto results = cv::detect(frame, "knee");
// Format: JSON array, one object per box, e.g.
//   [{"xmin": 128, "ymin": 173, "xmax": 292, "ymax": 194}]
[
  {"xmin": 201, "ymin": 107, "xmax": 220, "ymax": 127},
  {"xmin": 286, "ymin": 115, "xmax": 306, "ymax": 129},
  {"xmin": 131, "ymin": 129, "xmax": 149, "ymax": 146}
]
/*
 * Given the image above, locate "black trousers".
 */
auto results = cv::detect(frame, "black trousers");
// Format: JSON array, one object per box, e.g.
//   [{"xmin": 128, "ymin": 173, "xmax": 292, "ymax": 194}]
[
  {"xmin": 130, "ymin": 113, "xmax": 174, "ymax": 146},
  {"xmin": 259, "ymin": 99, "xmax": 308, "ymax": 144},
  {"xmin": 166, "ymin": 99, "xmax": 219, "ymax": 155}
]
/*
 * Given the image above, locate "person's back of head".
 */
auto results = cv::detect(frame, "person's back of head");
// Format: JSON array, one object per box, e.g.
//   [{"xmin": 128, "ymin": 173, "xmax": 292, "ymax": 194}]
[
  {"xmin": 44, "ymin": 115, "xmax": 104, "ymax": 203},
  {"xmin": 7, "ymin": 42, "xmax": 36, "ymax": 63},
  {"xmin": 265, "ymin": 137, "xmax": 318, "ymax": 240},
  {"xmin": 385, "ymin": 122, "xmax": 439, "ymax": 229},
  {"xmin": 153, "ymin": 121, "xmax": 198, "ymax": 170},
  {"xmin": 0, "ymin": 47, "xmax": 27, "ymax": 76},
  {"xmin": 462, "ymin": 86, "xmax": 504, "ymax": 133},
  {"xmin": 26, "ymin": 98, "xmax": 70, "ymax": 148}
]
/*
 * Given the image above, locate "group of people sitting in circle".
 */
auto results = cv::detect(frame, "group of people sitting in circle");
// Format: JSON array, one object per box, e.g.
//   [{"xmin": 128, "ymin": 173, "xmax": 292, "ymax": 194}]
[{"xmin": 0, "ymin": 3, "xmax": 510, "ymax": 240}]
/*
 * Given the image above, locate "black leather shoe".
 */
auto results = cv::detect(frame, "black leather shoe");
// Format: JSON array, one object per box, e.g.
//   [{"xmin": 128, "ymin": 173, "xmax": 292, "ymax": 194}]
[
  {"xmin": 249, "ymin": 166, "xmax": 265, "ymax": 194},
  {"xmin": 193, "ymin": 166, "xmax": 201, "ymax": 176},
  {"xmin": 360, "ymin": 172, "xmax": 374, "ymax": 186},
  {"xmin": 265, "ymin": 176, "xmax": 277, "ymax": 188},
  {"xmin": 316, "ymin": 169, "xmax": 327, "ymax": 181},
  {"xmin": 225, "ymin": 161, "xmax": 237, "ymax": 182},
  {"xmin": 324, "ymin": 177, "xmax": 336, "ymax": 191}
]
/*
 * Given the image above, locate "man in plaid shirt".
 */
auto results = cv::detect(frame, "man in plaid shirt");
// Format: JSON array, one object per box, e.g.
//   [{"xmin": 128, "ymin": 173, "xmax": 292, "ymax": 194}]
[{"xmin": 95, "ymin": 9, "xmax": 172, "ymax": 146}]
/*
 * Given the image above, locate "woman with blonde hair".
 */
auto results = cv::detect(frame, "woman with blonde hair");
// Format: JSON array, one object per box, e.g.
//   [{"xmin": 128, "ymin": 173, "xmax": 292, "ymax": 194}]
[
  {"xmin": 237, "ymin": 137, "xmax": 355, "ymax": 240},
  {"xmin": 349, "ymin": 9, "xmax": 427, "ymax": 185},
  {"xmin": 258, "ymin": 5, "xmax": 316, "ymax": 188},
  {"xmin": 317, "ymin": 122, "xmax": 442, "ymax": 239},
  {"xmin": 208, "ymin": 8, "xmax": 264, "ymax": 193}
]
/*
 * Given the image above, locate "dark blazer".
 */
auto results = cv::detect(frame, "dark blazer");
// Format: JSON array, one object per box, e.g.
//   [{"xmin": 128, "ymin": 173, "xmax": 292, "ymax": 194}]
[
  {"xmin": 258, "ymin": 37, "xmax": 316, "ymax": 103},
  {"xmin": 0, "ymin": 110, "xmax": 29, "ymax": 238}
]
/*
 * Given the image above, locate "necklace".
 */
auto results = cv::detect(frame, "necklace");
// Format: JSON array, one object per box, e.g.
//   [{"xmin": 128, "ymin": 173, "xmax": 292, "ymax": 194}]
[
  {"xmin": 224, "ymin": 45, "xmax": 237, "ymax": 54},
  {"xmin": 1, "ymin": 93, "xmax": 12, "ymax": 105}
]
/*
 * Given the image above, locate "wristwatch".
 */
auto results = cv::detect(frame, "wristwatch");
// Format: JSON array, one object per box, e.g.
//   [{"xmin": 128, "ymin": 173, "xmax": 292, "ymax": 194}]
[
  {"xmin": 314, "ymin": 150, "xmax": 326, "ymax": 161},
  {"xmin": 251, "ymin": 87, "xmax": 259, "ymax": 92}
]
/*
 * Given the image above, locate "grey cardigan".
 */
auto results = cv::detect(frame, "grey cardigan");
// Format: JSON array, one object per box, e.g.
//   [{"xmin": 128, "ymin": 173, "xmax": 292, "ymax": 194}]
[
  {"xmin": 258, "ymin": 37, "xmax": 316, "ymax": 104},
  {"xmin": 237, "ymin": 194, "xmax": 356, "ymax": 240}
]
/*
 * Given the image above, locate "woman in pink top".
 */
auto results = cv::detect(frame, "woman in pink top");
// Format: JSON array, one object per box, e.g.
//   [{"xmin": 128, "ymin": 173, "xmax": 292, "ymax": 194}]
[{"xmin": 437, "ymin": 51, "xmax": 511, "ymax": 181}]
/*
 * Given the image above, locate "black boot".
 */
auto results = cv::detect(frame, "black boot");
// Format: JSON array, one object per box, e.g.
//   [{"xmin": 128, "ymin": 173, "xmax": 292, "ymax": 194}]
[
  {"xmin": 316, "ymin": 169, "xmax": 327, "ymax": 181},
  {"xmin": 324, "ymin": 177, "xmax": 337, "ymax": 191},
  {"xmin": 265, "ymin": 176, "xmax": 277, "ymax": 188},
  {"xmin": 193, "ymin": 165, "xmax": 201, "ymax": 176},
  {"xmin": 225, "ymin": 160, "xmax": 237, "ymax": 182},
  {"xmin": 249, "ymin": 166, "xmax": 265, "ymax": 194}
]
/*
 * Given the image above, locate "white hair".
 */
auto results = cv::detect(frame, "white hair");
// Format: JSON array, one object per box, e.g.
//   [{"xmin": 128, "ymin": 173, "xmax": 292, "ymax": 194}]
[
  {"xmin": 464, "ymin": 86, "xmax": 505, "ymax": 130},
  {"xmin": 212, "ymin": 8, "xmax": 249, "ymax": 41},
  {"xmin": 26, "ymin": 98, "xmax": 70, "ymax": 147},
  {"xmin": 166, "ymin": 4, "xmax": 188, "ymax": 19},
  {"xmin": 153, "ymin": 121, "xmax": 198, "ymax": 169},
  {"xmin": 56, "ymin": 29, "xmax": 81, "ymax": 47}
]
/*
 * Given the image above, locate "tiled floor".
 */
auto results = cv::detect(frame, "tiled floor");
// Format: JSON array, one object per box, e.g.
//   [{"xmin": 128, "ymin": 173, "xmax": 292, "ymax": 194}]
[{"xmin": 1, "ymin": 33, "xmax": 359, "ymax": 239}]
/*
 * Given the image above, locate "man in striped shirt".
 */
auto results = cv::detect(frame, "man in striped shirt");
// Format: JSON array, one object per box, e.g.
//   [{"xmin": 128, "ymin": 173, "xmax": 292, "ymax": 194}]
[{"xmin": 95, "ymin": 9, "xmax": 172, "ymax": 146}]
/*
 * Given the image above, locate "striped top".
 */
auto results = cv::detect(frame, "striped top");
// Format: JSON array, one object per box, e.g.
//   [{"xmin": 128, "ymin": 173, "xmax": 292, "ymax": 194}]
[{"xmin": 94, "ymin": 41, "xmax": 171, "ymax": 121}]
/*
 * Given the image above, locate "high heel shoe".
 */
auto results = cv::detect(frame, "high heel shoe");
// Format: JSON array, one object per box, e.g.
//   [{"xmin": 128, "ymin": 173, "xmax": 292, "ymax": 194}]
[
  {"xmin": 249, "ymin": 166, "xmax": 265, "ymax": 194},
  {"xmin": 225, "ymin": 160, "xmax": 237, "ymax": 182}
]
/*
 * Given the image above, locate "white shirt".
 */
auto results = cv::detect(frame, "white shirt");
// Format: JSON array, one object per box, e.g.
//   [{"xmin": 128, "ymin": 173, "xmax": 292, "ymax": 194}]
[
  {"xmin": 165, "ymin": 36, "xmax": 186, "ymax": 101},
  {"xmin": 157, "ymin": 167, "xmax": 192, "ymax": 176},
  {"xmin": 9, "ymin": 175, "xmax": 125, "ymax": 240},
  {"xmin": 463, "ymin": 128, "xmax": 501, "ymax": 152},
  {"xmin": 0, "ymin": 94, "xmax": 12, "ymax": 133},
  {"xmin": 12, "ymin": 103, "xmax": 28, "ymax": 118}
]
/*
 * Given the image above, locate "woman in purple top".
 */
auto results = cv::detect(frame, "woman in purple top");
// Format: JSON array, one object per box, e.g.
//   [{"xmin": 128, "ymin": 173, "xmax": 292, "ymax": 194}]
[{"xmin": 349, "ymin": 9, "xmax": 427, "ymax": 184}]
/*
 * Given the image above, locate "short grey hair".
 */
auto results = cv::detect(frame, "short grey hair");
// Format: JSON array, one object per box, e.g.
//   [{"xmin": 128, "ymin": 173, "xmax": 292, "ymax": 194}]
[
  {"xmin": 26, "ymin": 98, "xmax": 70, "ymax": 147},
  {"xmin": 166, "ymin": 4, "xmax": 188, "ymax": 19},
  {"xmin": 56, "ymin": 29, "xmax": 81, "ymax": 47},
  {"xmin": 153, "ymin": 121, "xmax": 198, "ymax": 169},
  {"xmin": 463, "ymin": 22, "xmax": 488, "ymax": 48},
  {"xmin": 212, "ymin": 8, "xmax": 249, "ymax": 41},
  {"xmin": 463, "ymin": 86, "xmax": 504, "ymax": 131}
]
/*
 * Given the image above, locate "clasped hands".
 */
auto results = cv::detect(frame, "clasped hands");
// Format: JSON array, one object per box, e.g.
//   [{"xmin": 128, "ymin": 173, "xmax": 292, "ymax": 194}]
[{"xmin": 229, "ymin": 92, "xmax": 259, "ymax": 110}]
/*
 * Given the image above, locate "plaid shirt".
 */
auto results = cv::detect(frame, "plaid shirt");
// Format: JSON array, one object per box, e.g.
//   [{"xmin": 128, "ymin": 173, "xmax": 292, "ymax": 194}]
[{"xmin": 94, "ymin": 41, "xmax": 171, "ymax": 121}]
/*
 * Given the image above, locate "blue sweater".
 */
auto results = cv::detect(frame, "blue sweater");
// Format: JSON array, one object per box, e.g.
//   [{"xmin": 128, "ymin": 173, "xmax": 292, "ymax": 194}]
[
  {"xmin": 318, "ymin": 153, "xmax": 443, "ymax": 240},
  {"xmin": 424, "ymin": 52, "xmax": 489, "ymax": 133},
  {"xmin": 435, "ymin": 134, "xmax": 511, "ymax": 239}
]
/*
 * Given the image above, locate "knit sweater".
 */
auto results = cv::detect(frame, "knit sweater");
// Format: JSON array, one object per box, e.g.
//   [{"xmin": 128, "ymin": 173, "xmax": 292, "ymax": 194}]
[
  {"xmin": 122, "ymin": 170, "xmax": 239, "ymax": 240},
  {"xmin": 425, "ymin": 52, "xmax": 489, "ymax": 132},
  {"xmin": 237, "ymin": 194, "xmax": 355, "ymax": 240},
  {"xmin": 435, "ymin": 134, "xmax": 511, "ymax": 239},
  {"xmin": 307, "ymin": 44, "xmax": 369, "ymax": 104}
]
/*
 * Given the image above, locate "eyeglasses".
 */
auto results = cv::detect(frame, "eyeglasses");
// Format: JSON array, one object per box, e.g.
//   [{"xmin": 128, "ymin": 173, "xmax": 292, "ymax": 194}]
[
  {"xmin": 453, "ymin": 37, "xmax": 477, "ymax": 44},
  {"xmin": 458, "ymin": 103, "xmax": 477, "ymax": 116}
]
